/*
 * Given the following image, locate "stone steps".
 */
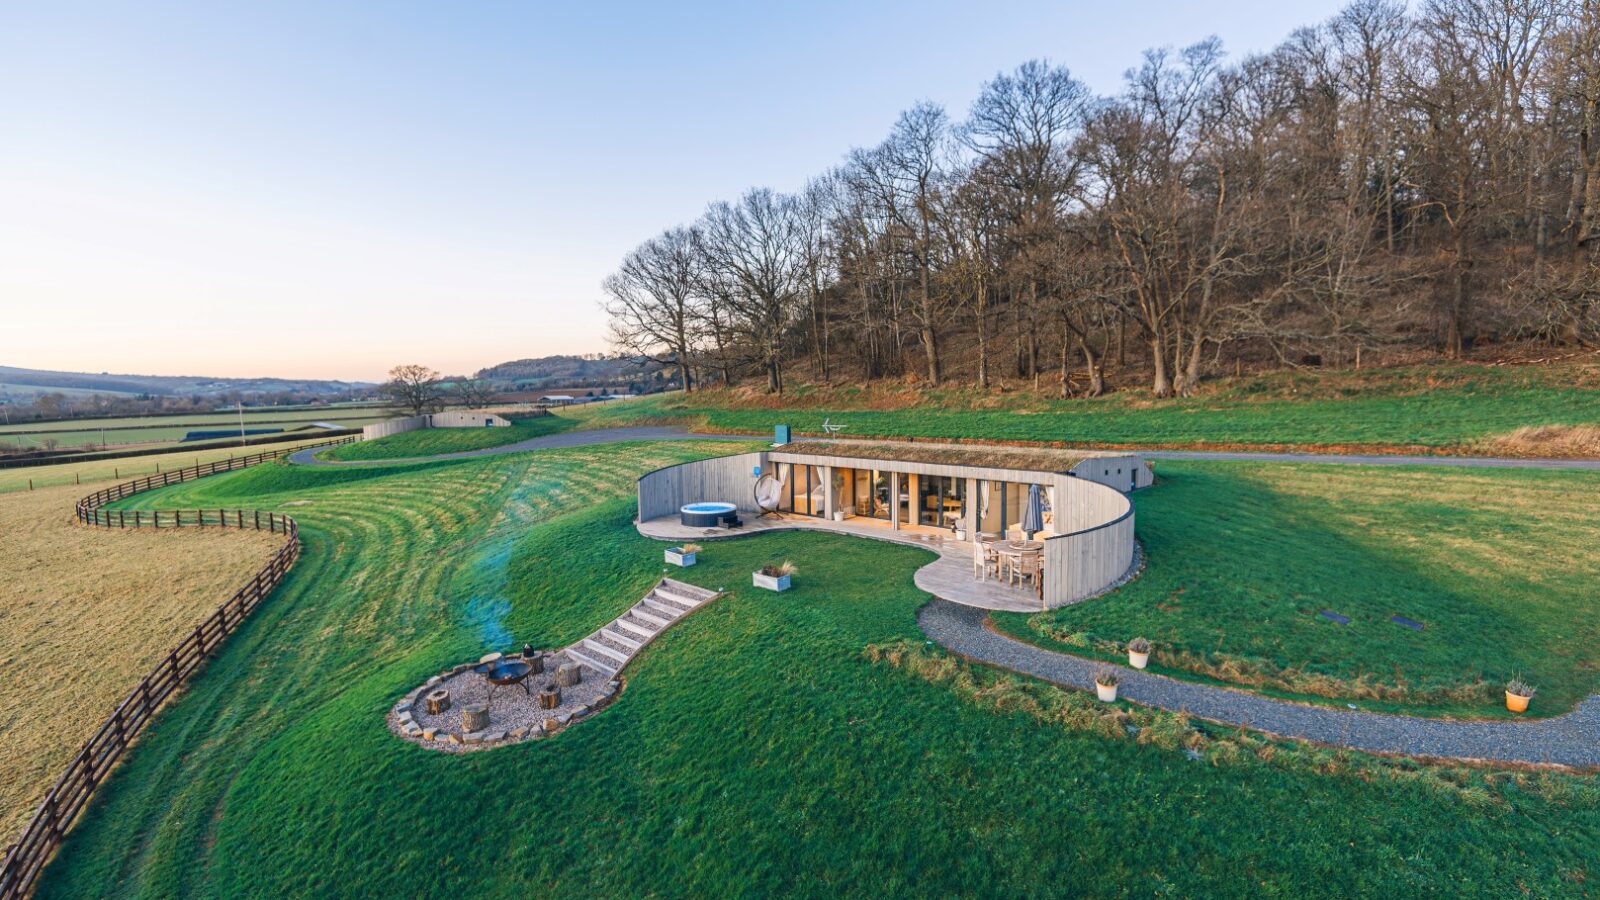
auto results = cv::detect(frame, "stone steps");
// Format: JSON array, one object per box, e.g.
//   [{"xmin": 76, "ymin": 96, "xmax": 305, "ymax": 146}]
[
  {"xmin": 565, "ymin": 647, "xmax": 618, "ymax": 676},
  {"xmin": 561, "ymin": 579, "xmax": 723, "ymax": 679}
]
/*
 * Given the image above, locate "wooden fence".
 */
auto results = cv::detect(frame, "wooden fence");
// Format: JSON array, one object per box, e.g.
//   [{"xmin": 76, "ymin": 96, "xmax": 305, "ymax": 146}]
[
  {"xmin": 0, "ymin": 435, "xmax": 356, "ymax": 899},
  {"xmin": 0, "ymin": 428, "xmax": 362, "ymax": 470}
]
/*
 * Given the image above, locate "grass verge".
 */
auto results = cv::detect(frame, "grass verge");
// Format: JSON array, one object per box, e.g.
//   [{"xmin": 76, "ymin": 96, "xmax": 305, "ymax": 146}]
[{"xmin": 993, "ymin": 460, "xmax": 1600, "ymax": 718}]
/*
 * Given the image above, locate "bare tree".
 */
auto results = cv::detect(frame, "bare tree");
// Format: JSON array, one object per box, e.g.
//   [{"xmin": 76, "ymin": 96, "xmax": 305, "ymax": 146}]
[
  {"xmin": 605, "ymin": 226, "xmax": 704, "ymax": 392},
  {"xmin": 451, "ymin": 378, "xmax": 498, "ymax": 407},
  {"xmin": 699, "ymin": 189, "xmax": 807, "ymax": 394},
  {"xmin": 383, "ymin": 364, "xmax": 443, "ymax": 415}
]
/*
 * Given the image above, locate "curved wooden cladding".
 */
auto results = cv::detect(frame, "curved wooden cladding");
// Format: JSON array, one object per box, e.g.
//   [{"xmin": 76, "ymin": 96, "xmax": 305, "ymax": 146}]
[
  {"xmin": 636, "ymin": 452, "xmax": 768, "ymax": 522},
  {"xmin": 637, "ymin": 451, "xmax": 1138, "ymax": 609},
  {"xmin": 1, "ymin": 437, "xmax": 352, "ymax": 900},
  {"xmin": 1042, "ymin": 477, "xmax": 1135, "ymax": 606},
  {"xmin": 1043, "ymin": 506, "xmax": 1135, "ymax": 606}
]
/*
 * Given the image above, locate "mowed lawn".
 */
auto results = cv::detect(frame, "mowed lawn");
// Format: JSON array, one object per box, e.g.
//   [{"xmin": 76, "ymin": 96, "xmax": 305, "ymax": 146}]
[
  {"xmin": 317, "ymin": 414, "xmax": 577, "ymax": 461},
  {"xmin": 569, "ymin": 363, "xmax": 1600, "ymax": 450},
  {"xmin": 995, "ymin": 462, "xmax": 1600, "ymax": 718},
  {"xmin": 35, "ymin": 442, "xmax": 1600, "ymax": 897},
  {"xmin": 0, "ymin": 484, "xmax": 282, "ymax": 845}
]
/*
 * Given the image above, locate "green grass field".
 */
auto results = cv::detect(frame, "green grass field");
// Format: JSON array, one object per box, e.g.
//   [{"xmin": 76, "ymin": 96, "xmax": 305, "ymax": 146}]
[
  {"xmin": 34, "ymin": 441, "xmax": 1600, "ymax": 897},
  {"xmin": 0, "ymin": 437, "xmax": 345, "ymax": 494},
  {"xmin": 0, "ymin": 409, "xmax": 397, "ymax": 450},
  {"xmin": 0, "ymin": 406, "xmax": 395, "ymax": 436},
  {"xmin": 994, "ymin": 461, "xmax": 1600, "ymax": 718},
  {"xmin": 569, "ymin": 362, "xmax": 1600, "ymax": 450},
  {"xmin": 318, "ymin": 414, "xmax": 577, "ymax": 461}
]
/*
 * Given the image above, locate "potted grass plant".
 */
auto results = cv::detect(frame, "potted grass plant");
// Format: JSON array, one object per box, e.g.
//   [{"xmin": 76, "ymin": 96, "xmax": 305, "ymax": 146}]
[
  {"xmin": 1505, "ymin": 678, "xmax": 1536, "ymax": 714},
  {"xmin": 1127, "ymin": 637, "xmax": 1151, "ymax": 670},
  {"xmin": 665, "ymin": 543, "xmax": 701, "ymax": 567},
  {"xmin": 1094, "ymin": 669, "xmax": 1120, "ymax": 703},
  {"xmin": 753, "ymin": 560, "xmax": 797, "ymax": 592}
]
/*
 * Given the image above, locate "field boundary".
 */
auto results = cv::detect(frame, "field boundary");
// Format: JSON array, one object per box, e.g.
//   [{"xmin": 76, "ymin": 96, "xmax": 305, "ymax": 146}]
[
  {"xmin": 0, "ymin": 427, "xmax": 362, "ymax": 470},
  {"xmin": 0, "ymin": 435, "xmax": 355, "ymax": 900}
]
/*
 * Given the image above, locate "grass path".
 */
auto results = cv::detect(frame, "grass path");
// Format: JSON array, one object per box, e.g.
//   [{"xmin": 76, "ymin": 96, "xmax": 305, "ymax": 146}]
[{"xmin": 35, "ymin": 445, "xmax": 1600, "ymax": 896}]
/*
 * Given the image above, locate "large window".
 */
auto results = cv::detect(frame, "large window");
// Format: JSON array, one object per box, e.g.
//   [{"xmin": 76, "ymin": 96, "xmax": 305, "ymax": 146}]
[
  {"xmin": 975, "ymin": 481, "xmax": 1050, "ymax": 538},
  {"xmin": 917, "ymin": 475, "xmax": 966, "ymax": 529},
  {"xmin": 776, "ymin": 463, "xmax": 825, "ymax": 518}
]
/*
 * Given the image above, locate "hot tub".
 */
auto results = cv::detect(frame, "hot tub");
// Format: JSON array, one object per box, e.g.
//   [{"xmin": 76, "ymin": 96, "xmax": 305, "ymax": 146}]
[{"xmin": 680, "ymin": 501, "xmax": 737, "ymax": 528}]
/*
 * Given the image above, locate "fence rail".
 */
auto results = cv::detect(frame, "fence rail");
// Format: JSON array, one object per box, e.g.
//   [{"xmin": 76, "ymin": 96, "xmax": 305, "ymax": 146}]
[
  {"xmin": 0, "ymin": 435, "xmax": 356, "ymax": 900},
  {"xmin": 0, "ymin": 428, "xmax": 362, "ymax": 470}
]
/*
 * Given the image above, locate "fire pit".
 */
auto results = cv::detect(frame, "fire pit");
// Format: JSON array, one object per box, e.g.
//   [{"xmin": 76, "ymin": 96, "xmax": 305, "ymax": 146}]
[{"xmin": 475, "ymin": 658, "xmax": 534, "ymax": 699}]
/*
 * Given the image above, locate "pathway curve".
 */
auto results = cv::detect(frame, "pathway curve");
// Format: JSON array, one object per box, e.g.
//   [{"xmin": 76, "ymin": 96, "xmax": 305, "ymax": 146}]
[
  {"xmin": 918, "ymin": 598, "xmax": 1600, "ymax": 767},
  {"xmin": 287, "ymin": 426, "xmax": 752, "ymax": 466}
]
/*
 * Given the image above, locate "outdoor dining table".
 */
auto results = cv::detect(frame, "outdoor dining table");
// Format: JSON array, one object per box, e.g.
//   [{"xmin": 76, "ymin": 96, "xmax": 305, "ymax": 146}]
[{"xmin": 981, "ymin": 540, "xmax": 1044, "ymax": 586}]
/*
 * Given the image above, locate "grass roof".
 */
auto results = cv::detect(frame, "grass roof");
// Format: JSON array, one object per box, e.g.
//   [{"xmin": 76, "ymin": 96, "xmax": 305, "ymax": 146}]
[{"xmin": 770, "ymin": 441, "xmax": 1101, "ymax": 473}]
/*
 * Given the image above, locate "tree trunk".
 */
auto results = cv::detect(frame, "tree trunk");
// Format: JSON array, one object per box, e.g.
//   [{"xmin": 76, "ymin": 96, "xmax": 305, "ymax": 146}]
[
  {"xmin": 975, "ymin": 279, "xmax": 990, "ymax": 390},
  {"xmin": 1150, "ymin": 332, "xmax": 1172, "ymax": 398},
  {"xmin": 1445, "ymin": 226, "xmax": 1472, "ymax": 358},
  {"xmin": 1079, "ymin": 336, "xmax": 1105, "ymax": 398}
]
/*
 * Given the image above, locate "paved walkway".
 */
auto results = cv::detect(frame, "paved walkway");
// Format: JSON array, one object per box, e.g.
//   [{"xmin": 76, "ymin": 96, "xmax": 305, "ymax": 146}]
[
  {"xmin": 287, "ymin": 427, "xmax": 752, "ymax": 466},
  {"xmin": 918, "ymin": 599, "xmax": 1600, "ymax": 767}
]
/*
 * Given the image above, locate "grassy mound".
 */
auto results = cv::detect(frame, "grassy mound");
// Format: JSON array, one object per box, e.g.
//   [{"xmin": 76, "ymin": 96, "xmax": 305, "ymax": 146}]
[
  {"xmin": 320, "ymin": 414, "xmax": 577, "ymax": 461},
  {"xmin": 569, "ymin": 361, "xmax": 1600, "ymax": 452}
]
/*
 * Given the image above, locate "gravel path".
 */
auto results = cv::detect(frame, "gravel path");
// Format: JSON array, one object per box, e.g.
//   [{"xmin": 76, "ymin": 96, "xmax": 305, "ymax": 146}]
[
  {"xmin": 918, "ymin": 598, "xmax": 1600, "ymax": 767},
  {"xmin": 288, "ymin": 426, "xmax": 752, "ymax": 466}
]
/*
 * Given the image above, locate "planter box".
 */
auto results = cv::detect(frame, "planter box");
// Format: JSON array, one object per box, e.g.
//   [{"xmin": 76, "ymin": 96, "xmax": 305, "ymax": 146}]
[
  {"xmin": 1128, "ymin": 650, "xmax": 1149, "ymax": 670},
  {"xmin": 1095, "ymin": 683, "xmax": 1119, "ymax": 703},
  {"xmin": 665, "ymin": 548, "xmax": 697, "ymax": 567},
  {"xmin": 752, "ymin": 572, "xmax": 792, "ymax": 592}
]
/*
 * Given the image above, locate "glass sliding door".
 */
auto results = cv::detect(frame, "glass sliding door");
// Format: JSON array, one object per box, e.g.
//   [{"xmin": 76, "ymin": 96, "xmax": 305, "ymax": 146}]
[{"xmin": 917, "ymin": 475, "xmax": 966, "ymax": 530}]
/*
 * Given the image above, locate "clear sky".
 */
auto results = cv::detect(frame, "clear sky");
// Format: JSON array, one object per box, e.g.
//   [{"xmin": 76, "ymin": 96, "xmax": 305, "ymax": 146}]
[{"xmin": 0, "ymin": 1, "xmax": 1352, "ymax": 382}]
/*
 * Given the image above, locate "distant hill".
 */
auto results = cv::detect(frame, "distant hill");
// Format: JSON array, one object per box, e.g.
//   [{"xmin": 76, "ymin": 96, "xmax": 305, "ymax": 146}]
[
  {"xmin": 476, "ymin": 355, "xmax": 668, "ymax": 389},
  {"xmin": 0, "ymin": 366, "xmax": 373, "ymax": 400}
]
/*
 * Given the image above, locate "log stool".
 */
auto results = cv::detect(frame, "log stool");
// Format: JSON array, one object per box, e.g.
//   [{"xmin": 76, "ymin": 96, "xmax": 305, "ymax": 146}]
[
  {"xmin": 425, "ymin": 689, "xmax": 451, "ymax": 715},
  {"xmin": 539, "ymin": 684, "xmax": 561, "ymax": 710},
  {"xmin": 556, "ymin": 663, "xmax": 582, "ymax": 687},
  {"xmin": 524, "ymin": 651, "xmax": 545, "ymax": 675},
  {"xmin": 462, "ymin": 703, "xmax": 489, "ymax": 734}
]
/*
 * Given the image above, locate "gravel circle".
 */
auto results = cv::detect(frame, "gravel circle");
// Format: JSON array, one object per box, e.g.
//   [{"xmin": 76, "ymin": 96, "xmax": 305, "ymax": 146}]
[
  {"xmin": 389, "ymin": 650, "xmax": 619, "ymax": 752},
  {"xmin": 918, "ymin": 598, "xmax": 1600, "ymax": 768}
]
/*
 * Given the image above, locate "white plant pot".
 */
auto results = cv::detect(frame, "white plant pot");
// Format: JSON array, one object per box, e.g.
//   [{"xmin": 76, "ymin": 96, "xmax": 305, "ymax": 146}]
[
  {"xmin": 1128, "ymin": 650, "xmax": 1149, "ymax": 670},
  {"xmin": 752, "ymin": 572, "xmax": 792, "ymax": 592},
  {"xmin": 665, "ymin": 549, "xmax": 696, "ymax": 567},
  {"xmin": 1096, "ymin": 682, "xmax": 1119, "ymax": 703}
]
